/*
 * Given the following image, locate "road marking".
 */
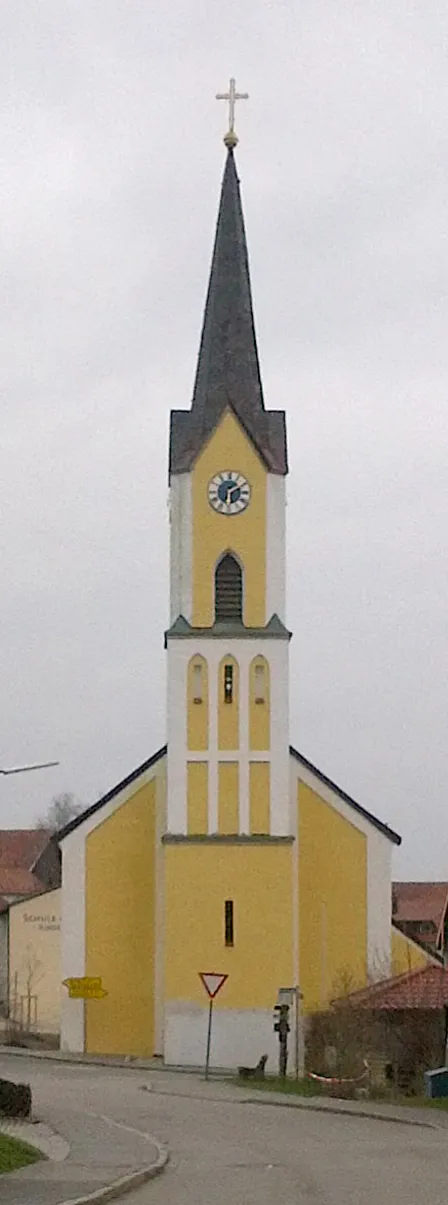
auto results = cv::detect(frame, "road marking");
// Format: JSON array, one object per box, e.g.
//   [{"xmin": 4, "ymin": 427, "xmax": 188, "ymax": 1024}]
[{"xmin": 88, "ymin": 1111, "xmax": 163, "ymax": 1143}]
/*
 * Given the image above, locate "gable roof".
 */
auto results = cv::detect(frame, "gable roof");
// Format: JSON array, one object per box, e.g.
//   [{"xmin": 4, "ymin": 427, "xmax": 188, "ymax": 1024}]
[
  {"xmin": 392, "ymin": 882, "xmax": 448, "ymax": 940},
  {"xmin": 6, "ymin": 884, "xmax": 60, "ymax": 913},
  {"xmin": 59, "ymin": 742, "xmax": 400, "ymax": 847},
  {"xmin": 0, "ymin": 830, "xmax": 53, "ymax": 895},
  {"xmin": 169, "ymin": 149, "xmax": 287, "ymax": 476},
  {"xmin": 0, "ymin": 829, "xmax": 49, "ymax": 870},
  {"xmin": 290, "ymin": 747, "xmax": 401, "ymax": 845},
  {"xmin": 58, "ymin": 746, "xmax": 167, "ymax": 841},
  {"xmin": 340, "ymin": 964, "xmax": 448, "ymax": 1011}
]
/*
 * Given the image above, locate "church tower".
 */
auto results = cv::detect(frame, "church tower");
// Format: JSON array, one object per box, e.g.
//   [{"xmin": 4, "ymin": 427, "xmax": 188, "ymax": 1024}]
[
  {"xmin": 58, "ymin": 92, "xmax": 400, "ymax": 1069},
  {"xmin": 164, "ymin": 131, "xmax": 295, "ymax": 1066}
]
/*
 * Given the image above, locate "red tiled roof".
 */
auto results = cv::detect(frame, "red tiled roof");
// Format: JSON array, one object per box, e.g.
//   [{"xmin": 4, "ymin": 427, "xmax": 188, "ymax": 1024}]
[
  {"xmin": 0, "ymin": 830, "xmax": 51, "ymax": 896},
  {"xmin": 0, "ymin": 830, "xmax": 49, "ymax": 870},
  {"xmin": 392, "ymin": 882, "xmax": 448, "ymax": 935},
  {"xmin": 0, "ymin": 869, "xmax": 44, "ymax": 896},
  {"xmin": 341, "ymin": 965, "xmax": 448, "ymax": 1011}
]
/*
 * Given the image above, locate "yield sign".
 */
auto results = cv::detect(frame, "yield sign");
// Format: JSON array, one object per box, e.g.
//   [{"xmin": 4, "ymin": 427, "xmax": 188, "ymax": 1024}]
[{"xmin": 199, "ymin": 972, "xmax": 228, "ymax": 1000}]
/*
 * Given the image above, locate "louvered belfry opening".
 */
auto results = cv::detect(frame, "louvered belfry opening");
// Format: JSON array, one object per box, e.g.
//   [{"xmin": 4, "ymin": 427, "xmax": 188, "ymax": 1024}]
[{"xmin": 215, "ymin": 554, "xmax": 243, "ymax": 622}]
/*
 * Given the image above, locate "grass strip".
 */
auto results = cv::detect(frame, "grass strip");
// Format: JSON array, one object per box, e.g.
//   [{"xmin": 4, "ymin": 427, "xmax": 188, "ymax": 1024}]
[
  {"xmin": 232, "ymin": 1075, "xmax": 448, "ymax": 1111},
  {"xmin": 0, "ymin": 1133, "xmax": 42, "ymax": 1174}
]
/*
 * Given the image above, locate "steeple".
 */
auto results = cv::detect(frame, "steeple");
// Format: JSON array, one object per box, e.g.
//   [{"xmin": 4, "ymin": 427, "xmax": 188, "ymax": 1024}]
[
  {"xmin": 169, "ymin": 150, "xmax": 287, "ymax": 476},
  {"xmin": 191, "ymin": 147, "xmax": 264, "ymax": 427}
]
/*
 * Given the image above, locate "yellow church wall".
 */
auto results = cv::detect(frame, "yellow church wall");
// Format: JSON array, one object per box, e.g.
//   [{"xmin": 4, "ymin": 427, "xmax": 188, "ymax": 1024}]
[
  {"xmin": 187, "ymin": 655, "xmax": 209, "ymax": 750},
  {"xmin": 192, "ymin": 409, "xmax": 267, "ymax": 627},
  {"xmin": 164, "ymin": 841, "xmax": 293, "ymax": 1009},
  {"xmin": 249, "ymin": 762, "xmax": 270, "ymax": 834},
  {"xmin": 249, "ymin": 656, "xmax": 270, "ymax": 750},
  {"xmin": 85, "ymin": 780, "xmax": 157, "ymax": 1056},
  {"xmin": 298, "ymin": 783, "xmax": 367, "ymax": 1013},
  {"xmin": 187, "ymin": 762, "xmax": 208, "ymax": 834},
  {"xmin": 218, "ymin": 763, "xmax": 239, "ymax": 833},
  {"xmin": 218, "ymin": 655, "xmax": 239, "ymax": 749},
  {"xmin": 391, "ymin": 925, "xmax": 437, "ymax": 976}
]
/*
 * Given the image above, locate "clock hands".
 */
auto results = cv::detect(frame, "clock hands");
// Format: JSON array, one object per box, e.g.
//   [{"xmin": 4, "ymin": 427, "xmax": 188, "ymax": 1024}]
[{"xmin": 208, "ymin": 472, "xmax": 251, "ymax": 514}]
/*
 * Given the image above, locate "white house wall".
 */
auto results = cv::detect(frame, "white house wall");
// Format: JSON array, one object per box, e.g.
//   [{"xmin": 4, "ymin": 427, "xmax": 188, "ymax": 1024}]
[{"xmin": 164, "ymin": 1003, "xmax": 284, "ymax": 1072}]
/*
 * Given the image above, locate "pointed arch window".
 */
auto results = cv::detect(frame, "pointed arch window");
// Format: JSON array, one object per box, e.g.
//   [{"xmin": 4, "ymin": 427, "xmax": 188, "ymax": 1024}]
[{"xmin": 215, "ymin": 554, "xmax": 243, "ymax": 622}]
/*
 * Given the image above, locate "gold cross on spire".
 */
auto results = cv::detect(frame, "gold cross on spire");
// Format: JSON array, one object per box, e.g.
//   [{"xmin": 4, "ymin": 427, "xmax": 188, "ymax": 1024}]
[{"xmin": 216, "ymin": 77, "xmax": 249, "ymax": 149}]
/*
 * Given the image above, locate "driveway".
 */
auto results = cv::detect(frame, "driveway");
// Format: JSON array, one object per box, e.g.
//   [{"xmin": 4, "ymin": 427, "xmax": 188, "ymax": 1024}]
[{"xmin": 1, "ymin": 1053, "xmax": 448, "ymax": 1204}]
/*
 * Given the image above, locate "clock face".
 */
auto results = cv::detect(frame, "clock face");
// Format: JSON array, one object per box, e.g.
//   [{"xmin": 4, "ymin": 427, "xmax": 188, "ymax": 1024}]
[{"xmin": 208, "ymin": 471, "xmax": 251, "ymax": 515}]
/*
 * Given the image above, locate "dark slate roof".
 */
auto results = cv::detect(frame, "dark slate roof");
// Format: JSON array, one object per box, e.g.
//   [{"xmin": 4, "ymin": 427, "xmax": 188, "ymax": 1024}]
[
  {"xmin": 57, "ymin": 746, "xmax": 167, "ymax": 841},
  {"xmin": 165, "ymin": 613, "xmax": 291, "ymax": 644},
  {"xmin": 170, "ymin": 149, "xmax": 287, "ymax": 476},
  {"xmin": 290, "ymin": 747, "xmax": 401, "ymax": 846}
]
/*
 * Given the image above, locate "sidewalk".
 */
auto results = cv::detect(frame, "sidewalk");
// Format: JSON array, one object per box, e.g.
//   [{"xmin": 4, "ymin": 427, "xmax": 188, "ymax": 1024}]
[
  {"xmin": 1, "ymin": 1042, "xmax": 446, "ymax": 1132},
  {"xmin": 0, "ymin": 1106, "xmax": 167, "ymax": 1205}
]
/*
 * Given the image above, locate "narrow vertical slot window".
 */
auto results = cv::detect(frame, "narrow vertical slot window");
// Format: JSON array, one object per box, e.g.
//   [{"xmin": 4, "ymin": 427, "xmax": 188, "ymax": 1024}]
[
  {"xmin": 193, "ymin": 662, "xmax": 203, "ymax": 703},
  {"xmin": 224, "ymin": 899, "xmax": 234, "ymax": 947},
  {"xmin": 224, "ymin": 664, "xmax": 233, "ymax": 704},
  {"xmin": 255, "ymin": 663, "xmax": 265, "ymax": 703}
]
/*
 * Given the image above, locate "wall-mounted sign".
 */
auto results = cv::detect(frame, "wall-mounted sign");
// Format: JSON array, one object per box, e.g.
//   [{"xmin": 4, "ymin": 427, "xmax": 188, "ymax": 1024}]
[
  {"xmin": 62, "ymin": 976, "xmax": 108, "ymax": 1000},
  {"xmin": 23, "ymin": 911, "xmax": 60, "ymax": 932}
]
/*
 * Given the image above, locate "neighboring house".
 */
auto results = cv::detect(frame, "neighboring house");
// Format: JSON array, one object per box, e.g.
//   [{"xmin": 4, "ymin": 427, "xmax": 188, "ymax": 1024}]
[
  {"xmin": 391, "ymin": 922, "xmax": 442, "ymax": 977},
  {"xmin": 8, "ymin": 887, "xmax": 61, "ymax": 1037},
  {"xmin": 0, "ymin": 831, "xmax": 61, "ymax": 1014},
  {"xmin": 336, "ymin": 964, "xmax": 448, "ymax": 1089},
  {"xmin": 392, "ymin": 882, "xmax": 448, "ymax": 959}
]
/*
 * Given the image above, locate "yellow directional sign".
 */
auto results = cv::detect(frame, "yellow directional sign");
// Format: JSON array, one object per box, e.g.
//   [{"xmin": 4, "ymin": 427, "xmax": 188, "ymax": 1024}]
[{"xmin": 62, "ymin": 976, "xmax": 108, "ymax": 1000}]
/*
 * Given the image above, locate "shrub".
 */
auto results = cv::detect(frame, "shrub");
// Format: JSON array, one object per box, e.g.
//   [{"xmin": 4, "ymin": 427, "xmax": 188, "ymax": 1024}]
[{"xmin": 0, "ymin": 1078, "xmax": 32, "ymax": 1118}]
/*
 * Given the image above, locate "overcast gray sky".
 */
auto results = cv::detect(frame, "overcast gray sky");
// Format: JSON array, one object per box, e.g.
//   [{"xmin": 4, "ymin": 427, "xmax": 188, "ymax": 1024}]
[{"xmin": 1, "ymin": 1, "xmax": 447, "ymax": 877}]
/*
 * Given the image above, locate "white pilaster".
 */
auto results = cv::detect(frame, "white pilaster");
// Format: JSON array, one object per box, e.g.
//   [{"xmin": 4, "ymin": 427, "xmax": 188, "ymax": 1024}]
[
  {"xmin": 266, "ymin": 475, "xmax": 286, "ymax": 622},
  {"xmin": 169, "ymin": 474, "xmax": 192, "ymax": 623}
]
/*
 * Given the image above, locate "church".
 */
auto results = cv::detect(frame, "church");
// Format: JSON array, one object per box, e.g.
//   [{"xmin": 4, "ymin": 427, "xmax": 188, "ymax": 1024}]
[{"xmin": 59, "ymin": 107, "xmax": 409, "ymax": 1068}]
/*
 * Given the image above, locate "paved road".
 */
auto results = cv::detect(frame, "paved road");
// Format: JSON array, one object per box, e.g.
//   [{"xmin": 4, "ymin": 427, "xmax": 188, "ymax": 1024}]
[
  {"xmin": 2, "ymin": 1054, "xmax": 448, "ymax": 1204},
  {"xmin": 0, "ymin": 1054, "xmax": 162, "ymax": 1204}
]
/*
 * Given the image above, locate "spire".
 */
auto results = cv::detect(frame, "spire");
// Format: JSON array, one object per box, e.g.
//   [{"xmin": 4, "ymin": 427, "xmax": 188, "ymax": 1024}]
[
  {"xmin": 169, "ymin": 148, "xmax": 287, "ymax": 476},
  {"xmin": 191, "ymin": 147, "xmax": 264, "ymax": 426}
]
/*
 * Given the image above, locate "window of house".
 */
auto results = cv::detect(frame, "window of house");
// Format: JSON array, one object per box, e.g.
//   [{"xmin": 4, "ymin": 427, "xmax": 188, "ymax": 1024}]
[
  {"xmin": 224, "ymin": 899, "xmax": 234, "ymax": 946},
  {"xmin": 215, "ymin": 555, "xmax": 243, "ymax": 622}
]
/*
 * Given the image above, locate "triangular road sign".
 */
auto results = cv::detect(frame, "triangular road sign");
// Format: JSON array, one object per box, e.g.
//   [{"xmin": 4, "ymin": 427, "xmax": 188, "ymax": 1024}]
[{"xmin": 199, "ymin": 972, "xmax": 228, "ymax": 1000}]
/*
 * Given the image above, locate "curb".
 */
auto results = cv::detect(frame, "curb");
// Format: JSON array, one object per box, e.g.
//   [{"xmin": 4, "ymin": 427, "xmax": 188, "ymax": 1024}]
[
  {"xmin": 0, "ymin": 1048, "xmax": 172, "ymax": 1074},
  {"xmin": 0, "ymin": 1117, "xmax": 70, "ymax": 1160},
  {"xmin": 59, "ymin": 1142, "xmax": 169, "ymax": 1205},
  {"xmin": 245, "ymin": 1094, "xmax": 437, "ymax": 1129}
]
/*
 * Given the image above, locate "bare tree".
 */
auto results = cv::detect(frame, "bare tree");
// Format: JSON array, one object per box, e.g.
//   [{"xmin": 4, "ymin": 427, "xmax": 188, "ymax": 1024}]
[{"xmin": 36, "ymin": 792, "xmax": 82, "ymax": 833}]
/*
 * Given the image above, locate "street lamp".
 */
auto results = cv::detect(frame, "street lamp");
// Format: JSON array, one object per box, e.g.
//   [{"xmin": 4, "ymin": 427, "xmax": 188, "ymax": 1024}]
[{"xmin": 0, "ymin": 761, "xmax": 59, "ymax": 776}]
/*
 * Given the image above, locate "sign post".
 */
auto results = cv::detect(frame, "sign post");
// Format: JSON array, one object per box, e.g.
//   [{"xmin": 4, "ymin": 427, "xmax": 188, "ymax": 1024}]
[{"xmin": 199, "ymin": 972, "xmax": 228, "ymax": 1080}]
